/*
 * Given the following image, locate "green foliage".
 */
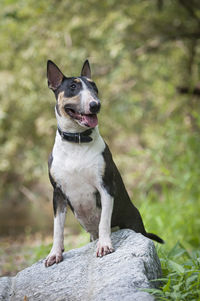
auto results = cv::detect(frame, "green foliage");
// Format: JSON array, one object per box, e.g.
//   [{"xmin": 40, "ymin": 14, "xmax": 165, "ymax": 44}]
[
  {"xmin": 144, "ymin": 243, "xmax": 200, "ymax": 300},
  {"xmin": 138, "ymin": 128, "xmax": 200, "ymax": 249}
]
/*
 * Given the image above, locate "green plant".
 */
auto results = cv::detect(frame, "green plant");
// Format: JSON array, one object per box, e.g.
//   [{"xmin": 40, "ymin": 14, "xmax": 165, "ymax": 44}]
[{"xmin": 144, "ymin": 243, "xmax": 200, "ymax": 300}]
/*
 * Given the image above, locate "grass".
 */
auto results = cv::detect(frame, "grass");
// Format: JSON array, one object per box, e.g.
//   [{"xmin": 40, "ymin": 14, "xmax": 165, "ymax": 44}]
[
  {"xmin": 145, "ymin": 243, "xmax": 200, "ymax": 300},
  {"xmin": 139, "ymin": 185, "xmax": 200, "ymax": 299},
  {"xmin": 138, "ymin": 173, "xmax": 200, "ymax": 298}
]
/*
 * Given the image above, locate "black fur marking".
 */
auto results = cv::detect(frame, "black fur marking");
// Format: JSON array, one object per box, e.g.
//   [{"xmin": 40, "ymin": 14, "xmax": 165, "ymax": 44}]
[
  {"xmin": 101, "ymin": 144, "xmax": 115, "ymax": 197},
  {"xmin": 55, "ymin": 77, "xmax": 82, "ymax": 99},
  {"xmin": 49, "ymin": 171, "xmax": 67, "ymax": 216},
  {"xmin": 48, "ymin": 153, "xmax": 69, "ymax": 216},
  {"xmin": 95, "ymin": 190, "xmax": 101, "ymax": 209},
  {"xmin": 53, "ymin": 186, "xmax": 67, "ymax": 216},
  {"xmin": 81, "ymin": 77, "xmax": 99, "ymax": 95},
  {"xmin": 54, "ymin": 76, "xmax": 98, "ymax": 101},
  {"xmin": 67, "ymin": 198, "xmax": 74, "ymax": 213},
  {"xmin": 102, "ymin": 144, "xmax": 146, "ymax": 233},
  {"xmin": 146, "ymin": 232, "xmax": 164, "ymax": 244},
  {"xmin": 49, "ymin": 172, "xmax": 74, "ymax": 215},
  {"xmin": 101, "ymin": 143, "xmax": 164, "ymax": 243}
]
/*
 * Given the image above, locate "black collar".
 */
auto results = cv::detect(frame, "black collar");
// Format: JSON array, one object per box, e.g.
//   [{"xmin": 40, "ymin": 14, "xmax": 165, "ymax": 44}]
[{"xmin": 57, "ymin": 126, "xmax": 93, "ymax": 143}]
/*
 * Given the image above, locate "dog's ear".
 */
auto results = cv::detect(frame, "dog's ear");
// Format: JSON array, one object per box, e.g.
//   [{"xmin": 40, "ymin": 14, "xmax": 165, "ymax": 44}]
[
  {"xmin": 47, "ymin": 60, "xmax": 64, "ymax": 90},
  {"xmin": 81, "ymin": 60, "xmax": 91, "ymax": 78}
]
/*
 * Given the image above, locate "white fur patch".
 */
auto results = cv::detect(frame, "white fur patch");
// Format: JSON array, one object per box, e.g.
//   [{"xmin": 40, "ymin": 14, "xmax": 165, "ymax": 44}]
[
  {"xmin": 51, "ymin": 127, "xmax": 106, "ymax": 235},
  {"xmin": 79, "ymin": 79, "xmax": 96, "ymax": 114}
]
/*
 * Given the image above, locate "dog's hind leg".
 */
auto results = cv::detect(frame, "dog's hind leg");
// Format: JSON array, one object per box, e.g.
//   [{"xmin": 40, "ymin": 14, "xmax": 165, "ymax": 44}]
[
  {"xmin": 118, "ymin": 206, "xmax": 164, "ymax": 244},
  {"xmin": 45, "ymin": 187, "xmax": 67, "ymax": 267}
]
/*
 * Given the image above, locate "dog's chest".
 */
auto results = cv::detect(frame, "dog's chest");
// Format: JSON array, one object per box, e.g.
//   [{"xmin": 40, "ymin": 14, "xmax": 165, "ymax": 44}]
[{"xmin": 50, "ymin": 134, "xmax": 105, "ymax": 231}]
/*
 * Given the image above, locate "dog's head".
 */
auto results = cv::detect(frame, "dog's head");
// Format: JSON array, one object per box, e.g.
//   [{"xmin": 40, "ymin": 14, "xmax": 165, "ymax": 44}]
[{"xmin": 47, "ymin": 60, "xmax": 100, "ymax": 129}]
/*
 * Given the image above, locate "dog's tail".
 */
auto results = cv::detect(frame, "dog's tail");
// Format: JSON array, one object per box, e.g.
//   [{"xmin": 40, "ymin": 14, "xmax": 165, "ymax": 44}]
[{"xmin": 145, "ymin": 232, "xmax": 165, "ymax": 244}]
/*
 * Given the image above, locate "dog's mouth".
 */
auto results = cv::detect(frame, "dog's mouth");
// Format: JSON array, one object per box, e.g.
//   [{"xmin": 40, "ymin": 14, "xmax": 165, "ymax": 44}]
[{"xmin": 65, "ymin": 108, "xmax": 98, "ymax": 128}]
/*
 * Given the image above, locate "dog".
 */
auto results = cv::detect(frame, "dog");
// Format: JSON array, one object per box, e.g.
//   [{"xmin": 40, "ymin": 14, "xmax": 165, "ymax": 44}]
[{"xmin": 45, "ymin": 59, "xmax": 164, "ymax": 267}]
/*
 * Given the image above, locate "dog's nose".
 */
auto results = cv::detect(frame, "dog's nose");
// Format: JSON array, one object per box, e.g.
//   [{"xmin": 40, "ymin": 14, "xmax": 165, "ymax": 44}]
[{"xmin": 89, "ymin": 101, "xmax": 101, "ymax": 114}]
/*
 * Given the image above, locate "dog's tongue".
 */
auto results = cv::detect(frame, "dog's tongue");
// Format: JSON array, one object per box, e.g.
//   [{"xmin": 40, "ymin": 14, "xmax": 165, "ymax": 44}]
[{"xmin": 82, "ymin": 114, "xmax": 98, "ymax": 128}]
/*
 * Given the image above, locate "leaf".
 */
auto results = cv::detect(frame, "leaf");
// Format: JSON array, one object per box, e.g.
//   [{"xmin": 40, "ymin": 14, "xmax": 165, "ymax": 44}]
[
  {"xmin": 168, "ymin": 242, "xmax": 188, "ymax": 259},
  {"xmin": 167, "ymin": 259, "xmax": 185, "ymax": 274},
  {"xmin": 163, "ymin": 277, "xmax": 171, "ymax": 292}
]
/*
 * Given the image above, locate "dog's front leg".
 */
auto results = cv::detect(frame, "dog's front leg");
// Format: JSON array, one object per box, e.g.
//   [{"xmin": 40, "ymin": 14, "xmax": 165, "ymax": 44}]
[
  {"xmin": 96, "ymin": 189, "xmax": 114, "ymax": 257},
  {"xmin": 45, "ymin": 188, "xmax": 67, "ymax": 267}
]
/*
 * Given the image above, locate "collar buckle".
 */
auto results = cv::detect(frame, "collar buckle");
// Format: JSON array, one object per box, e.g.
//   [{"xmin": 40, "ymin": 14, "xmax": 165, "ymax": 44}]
[{"xmin": 75, "ymin": 133, "xmax": 81, "ymax": 144}]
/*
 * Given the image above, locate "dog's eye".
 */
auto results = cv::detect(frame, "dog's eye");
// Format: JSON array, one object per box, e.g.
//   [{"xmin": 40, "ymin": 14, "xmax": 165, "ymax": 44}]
[{"xmin": 70, "ymin": 83, "xmax": 76, "ymax": 90}]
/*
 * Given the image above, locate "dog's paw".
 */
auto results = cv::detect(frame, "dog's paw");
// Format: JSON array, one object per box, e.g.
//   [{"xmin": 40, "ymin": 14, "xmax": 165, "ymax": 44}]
[
  {"xmin": 45, "ymin": 249, "xmax": 63, "ymax": 267},
  {"xmin": 96, "ymin": 240, "xmax": 114, "ymax": 257}
]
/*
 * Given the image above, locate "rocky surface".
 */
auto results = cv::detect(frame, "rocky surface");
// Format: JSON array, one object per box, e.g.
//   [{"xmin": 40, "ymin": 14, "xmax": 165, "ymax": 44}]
[{"xmin": 0, "ymin": 229, "xmax": 162, "ymax": 301}]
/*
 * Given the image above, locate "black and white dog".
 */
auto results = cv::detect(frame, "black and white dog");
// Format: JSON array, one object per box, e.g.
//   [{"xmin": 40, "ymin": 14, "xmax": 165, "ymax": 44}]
[{"xmin": 45, "ymin": 60, "xmax": 164, "ymax": 267}]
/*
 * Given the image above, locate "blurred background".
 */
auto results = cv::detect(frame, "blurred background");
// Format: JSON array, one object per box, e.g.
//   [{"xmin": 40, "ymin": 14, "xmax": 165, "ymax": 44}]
[{"xmin": 0, "ymin": 0, "xmax": 200, "ymax": 277}]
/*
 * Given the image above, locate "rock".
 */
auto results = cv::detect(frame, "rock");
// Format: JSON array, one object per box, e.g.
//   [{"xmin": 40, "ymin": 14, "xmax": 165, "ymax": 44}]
[
  {"xmin": 0, "ymin": 277, "xmax": 13, "ymax": 301},
  {"xmin": 0, "ymin": 229, "xmax": 162, "ymax": 301}
]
